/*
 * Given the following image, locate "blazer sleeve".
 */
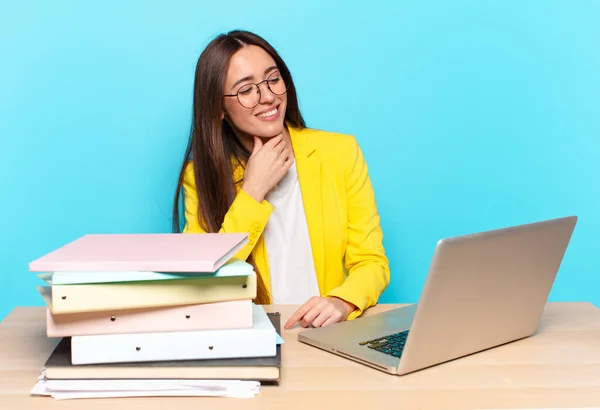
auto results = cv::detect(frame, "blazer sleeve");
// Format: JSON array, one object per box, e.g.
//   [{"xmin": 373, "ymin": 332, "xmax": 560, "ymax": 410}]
[
  {"xmin": 181, "ymin": 163, "xmax": 274, "ymax": 261},
  {"xmin": 325, "ymin": 137, "xmax": 391, "ymax": 319}
]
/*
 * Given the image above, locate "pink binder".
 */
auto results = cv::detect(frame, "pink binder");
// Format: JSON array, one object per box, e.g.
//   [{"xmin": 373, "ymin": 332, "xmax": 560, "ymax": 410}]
[
  {"xmin": 29, "ymin": 233, "xmax": 248, "ymax": 272},
  {"xmin": 45, "ymin": 299, "xmax": 253, "ymax": 337}
]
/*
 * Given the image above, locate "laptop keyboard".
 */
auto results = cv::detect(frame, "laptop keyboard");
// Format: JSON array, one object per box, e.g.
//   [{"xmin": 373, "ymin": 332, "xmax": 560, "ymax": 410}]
[{"xmin": 358, "ymin": 330, "xmax": 409, "ymax": 358}]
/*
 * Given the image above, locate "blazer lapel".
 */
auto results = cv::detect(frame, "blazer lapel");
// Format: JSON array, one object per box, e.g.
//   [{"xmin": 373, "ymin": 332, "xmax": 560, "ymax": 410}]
[{"xmin": 290, "ymin": 127, "xmax": 325, "ymax": 292}]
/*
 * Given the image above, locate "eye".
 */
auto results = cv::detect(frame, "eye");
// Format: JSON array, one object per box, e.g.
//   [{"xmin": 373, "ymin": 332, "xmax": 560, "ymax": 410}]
[
  {"xmin": 238, "ymin": 85, "xmax": 254, "ymax": 95},
  {"xmin": 268, "ymin": 76, "xmax": 281, "ymax": 84}
]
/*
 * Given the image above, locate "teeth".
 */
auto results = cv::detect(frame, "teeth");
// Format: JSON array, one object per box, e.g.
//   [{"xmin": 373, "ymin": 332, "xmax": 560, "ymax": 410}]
[{"xmin": 257, "ymin": 108, "xmax": 277, "ymax": 118}]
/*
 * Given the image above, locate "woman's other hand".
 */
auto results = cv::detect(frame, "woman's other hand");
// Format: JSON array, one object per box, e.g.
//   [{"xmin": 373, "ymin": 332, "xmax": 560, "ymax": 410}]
[{"xmin": 284, "ymin": 296, "xmax": 356, "ymax": 329}]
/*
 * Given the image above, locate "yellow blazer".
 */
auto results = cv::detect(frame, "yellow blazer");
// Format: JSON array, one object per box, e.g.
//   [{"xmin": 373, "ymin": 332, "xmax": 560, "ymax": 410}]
[{"xmin": 182, "ymin": 126, "xmax": 390, "ymax": 319}]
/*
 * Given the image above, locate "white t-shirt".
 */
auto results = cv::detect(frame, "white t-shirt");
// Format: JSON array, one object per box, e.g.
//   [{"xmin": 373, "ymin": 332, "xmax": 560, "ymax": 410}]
[{"xmin": 263, "ymin": 161, "xmax": 320, "ymax": 304}]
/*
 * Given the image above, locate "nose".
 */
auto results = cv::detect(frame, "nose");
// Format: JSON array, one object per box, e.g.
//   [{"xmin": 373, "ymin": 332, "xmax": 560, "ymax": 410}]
[{"xmin": 258, "ymin": 82, "xmax": 275, "ymax": 104}]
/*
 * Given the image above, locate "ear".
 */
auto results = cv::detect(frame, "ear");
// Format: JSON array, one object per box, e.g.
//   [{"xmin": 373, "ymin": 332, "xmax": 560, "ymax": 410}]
[{"xmin": 220, "ymin": 112, "xmax": 225, "ymax": 120}]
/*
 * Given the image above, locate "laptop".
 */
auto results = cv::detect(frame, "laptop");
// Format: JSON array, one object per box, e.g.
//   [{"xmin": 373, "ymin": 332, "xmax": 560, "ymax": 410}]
[{"xmin": 298, "ymin": 215, "xmax": 578, "ymax": 375}]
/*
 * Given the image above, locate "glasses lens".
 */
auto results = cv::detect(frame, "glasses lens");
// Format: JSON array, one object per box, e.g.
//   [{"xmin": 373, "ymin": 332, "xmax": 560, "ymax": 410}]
[
  {"xmin": 237, "ymin": 84, "xmax": 260, "ymax": 108},
  {"xmin": 267, "ymin": 71, "xmax": 287, "ymax": 95}
]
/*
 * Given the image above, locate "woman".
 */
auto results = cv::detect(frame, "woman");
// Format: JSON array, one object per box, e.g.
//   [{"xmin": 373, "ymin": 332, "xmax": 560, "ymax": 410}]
[{"xmin": 172, "ymin": 30, "xmax": 390, "ymax": 329}]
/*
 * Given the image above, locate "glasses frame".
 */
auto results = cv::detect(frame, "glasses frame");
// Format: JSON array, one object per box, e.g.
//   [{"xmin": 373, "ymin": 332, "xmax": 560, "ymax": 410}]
[{"xmin": 224, "ymin": 70, "xmax": 288, "ymax": 109}]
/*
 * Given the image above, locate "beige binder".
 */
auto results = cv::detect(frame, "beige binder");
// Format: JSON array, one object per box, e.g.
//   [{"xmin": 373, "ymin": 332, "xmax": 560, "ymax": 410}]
[{"xmin": 38, "ymin": 273, "xmax": 257, "ymax": 314}]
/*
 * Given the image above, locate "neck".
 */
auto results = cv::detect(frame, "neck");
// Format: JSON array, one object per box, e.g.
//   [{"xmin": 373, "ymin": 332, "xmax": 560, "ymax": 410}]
[{"xmin": 235, "ymin": 125, "xmax": 293, "ymax": 155}]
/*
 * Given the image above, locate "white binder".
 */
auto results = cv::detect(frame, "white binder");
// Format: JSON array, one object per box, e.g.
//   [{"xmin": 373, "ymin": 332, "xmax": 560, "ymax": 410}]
[{"xmin": 70, "ymin": 304, "xmax": 276, "ymax": 365}]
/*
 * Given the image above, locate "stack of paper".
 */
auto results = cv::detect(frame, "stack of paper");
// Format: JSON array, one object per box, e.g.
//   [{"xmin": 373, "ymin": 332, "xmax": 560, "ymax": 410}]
[{"xmin": 27, "ymin": 233, "xmax": 282, "ymax": 400}]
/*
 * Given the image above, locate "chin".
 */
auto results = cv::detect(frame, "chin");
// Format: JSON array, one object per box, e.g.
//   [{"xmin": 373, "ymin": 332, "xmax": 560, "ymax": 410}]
[
  {"xmin": 254, "ymin": 122, "xmax": 285, "ymax": 138},
  {"xmin": 248, "ymin": 111, "xmax": 287, "ymax": 138}
]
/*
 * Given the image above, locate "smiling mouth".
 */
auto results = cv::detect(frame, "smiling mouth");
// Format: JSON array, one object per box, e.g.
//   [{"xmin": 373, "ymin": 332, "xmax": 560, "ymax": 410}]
[{"xmin": 256, "ymin": 105, "xmax": 279, "ymax": 119}]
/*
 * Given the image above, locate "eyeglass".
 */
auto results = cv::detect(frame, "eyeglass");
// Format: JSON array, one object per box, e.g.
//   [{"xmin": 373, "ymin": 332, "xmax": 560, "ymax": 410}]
[{"xmin": 224, "ymin": 70, "xmax": 288, "ymax": 109}]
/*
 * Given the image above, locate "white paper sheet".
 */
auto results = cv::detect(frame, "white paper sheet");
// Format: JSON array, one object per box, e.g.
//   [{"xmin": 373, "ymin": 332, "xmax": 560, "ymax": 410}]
[{"xmin": 31, "ymin": 374, "xmax": 260, "ymax": 400}]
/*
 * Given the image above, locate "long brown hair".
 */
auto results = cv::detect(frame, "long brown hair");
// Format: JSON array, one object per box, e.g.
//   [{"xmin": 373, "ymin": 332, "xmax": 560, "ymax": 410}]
[{"xmin": 172, "ymin": 30, "xmax": 306, "ymax": 304}]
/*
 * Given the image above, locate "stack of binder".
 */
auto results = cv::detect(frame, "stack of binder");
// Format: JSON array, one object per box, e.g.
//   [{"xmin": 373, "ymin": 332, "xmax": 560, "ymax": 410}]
[{"xmin": 28, "ymin": 232, "xmax": 282, "ymax": 395}]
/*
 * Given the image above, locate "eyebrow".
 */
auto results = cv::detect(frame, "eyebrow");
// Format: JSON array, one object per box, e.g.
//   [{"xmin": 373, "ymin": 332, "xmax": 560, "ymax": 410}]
[{"xmin": 230, "ymin": 65, "xmax": 278, "ymax": 90}]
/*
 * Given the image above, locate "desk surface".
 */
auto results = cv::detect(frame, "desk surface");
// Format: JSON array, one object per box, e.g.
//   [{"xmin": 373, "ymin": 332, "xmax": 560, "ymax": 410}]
[{"xmin": 1, "ymin": 303, "xmax": 600, "ymax": 409}]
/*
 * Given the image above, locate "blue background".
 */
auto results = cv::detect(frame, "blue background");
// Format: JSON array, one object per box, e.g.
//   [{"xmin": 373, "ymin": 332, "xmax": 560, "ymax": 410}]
[{"xmin": 1, "ymin": 1, "xmax": 598, "ymax": 320}]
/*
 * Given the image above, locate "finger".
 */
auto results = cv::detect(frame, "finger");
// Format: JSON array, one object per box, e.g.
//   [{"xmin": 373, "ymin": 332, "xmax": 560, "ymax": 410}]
[
  {"xmin": 251, "ymin": 136, "xmax": 263, "ymax": 155},
  {"xmin": 281, "ymin": 147, "xmax": 292, "ymax": 160},
  {"xmin": 265, "ymin": 135, "xmax": 286, "ymax": 154},
  {"xmin": 274, "ymin": 140, "xmax": 286, "ymax": 155},
  {"xmin": 284, "ymin": 297, "xmax": 320, "ymax": 329},
  {"xmin": 311, "ymin": 306, "xmax": 335, "ymax": 328},
  {"xmin": 264, "ymin": 134, "xmax": 284, "ymax": 148},
  {"xmin": 301, "ymin": 299, "xmax": 328, "ymax": 327},
  {"xmin": 300, "ymin": 308, "xmax": 320, "ymax": 327},
  {"xmin": 282, "ymin": 156, "xmax": 294, "ymax": 170},
  {"xmin": 321, "ymin": 313, "xmax": 344, "ymax": 327},
  {"xmin": 268, "ymin": 150, "xmax": 284, "ymax": 169}
]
